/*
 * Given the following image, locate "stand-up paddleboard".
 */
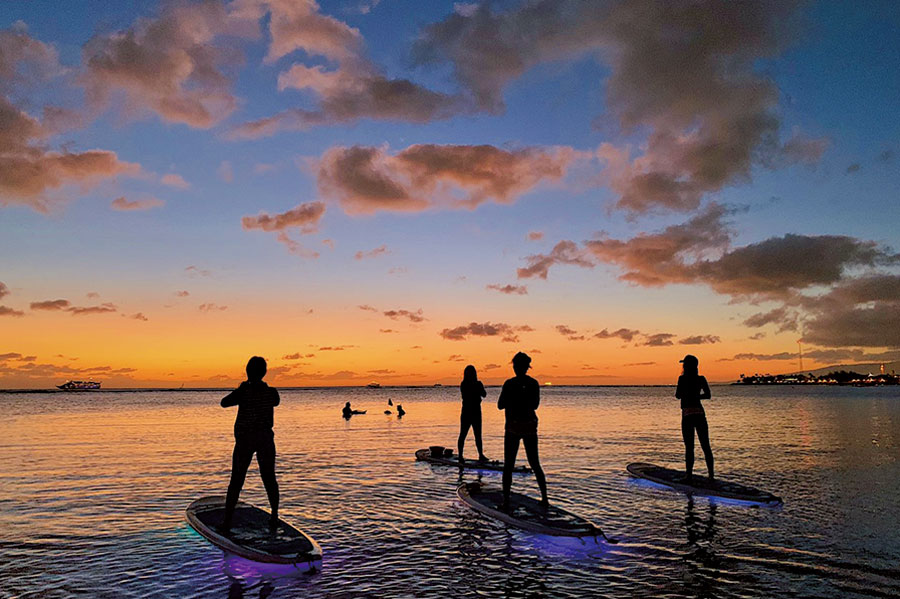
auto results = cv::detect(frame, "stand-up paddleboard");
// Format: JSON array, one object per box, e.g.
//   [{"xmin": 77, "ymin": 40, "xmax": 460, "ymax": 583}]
[
  {"xmin": 457, "ymin": 482, "xmax": 614, "ymax": 542},
  {"xmin": 186, "ymin": 497, "xmax": 322, "ymax": 570},
  {"xmin": 415, "ymin": 448, "xmax": 531, "ymax": 473},
  {"xmin": 627, "ymin": 462, "xmax": 782, "ymax": 506}
]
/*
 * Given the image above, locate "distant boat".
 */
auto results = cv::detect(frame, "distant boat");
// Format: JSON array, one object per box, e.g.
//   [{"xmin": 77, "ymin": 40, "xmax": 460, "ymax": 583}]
[
  {"xmin": 366, "ymin": 382, "xmax": 381, "ymax": 389},
  {"xmin": 433, "ymin": 383, "xmax": 442, "ymax": 387},
  {"xmin": 57, "ymin": 380, "xmax": 101, "ymax": 390}
]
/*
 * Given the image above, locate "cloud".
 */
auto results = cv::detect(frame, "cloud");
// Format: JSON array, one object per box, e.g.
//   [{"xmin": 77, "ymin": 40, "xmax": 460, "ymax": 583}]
[
  {"xmin": 68, "ymin": 302, "xmax": 117, "ymax": 315},
  {"xmin": 354, "ymin": 244, "xmax": 389, "ymax": 260},
  {"xmin": 486, "ymin": 283, "xmax": 527, "ymax": 295},
  {"xmin": 318, "ymin": 345, "xmax": 355, "ymax": 351},
  {"xmin": 282, "ymin": 352, "xmax": 315, "ymax": 360},
  {"xmin": 161, "ymin": 173, "xmax": 190, "ymax": 189},
  {"xmin": 0, "ymin": 306, "xmax": 24, "ymax": 317},
  {"xmin": 82, "ymin": 1, "xmax": 257, "ymax": 128},
  {"xmin": 218, "ymin": 160, "xmax": 234, "ymax": 183},
  {"xmin": 185, "ymin": 265, "xmax": 212, "ymax": 277},
  {"xmin": 439, "ymin": 321, "xmax": 531, "ymax": 343},
  {"xmin": 448, "ymin": 354, "xmax": 465, "ymax": 362},
  {"xmin": 198, "ymin": 303, "xmax": 227, "ymax": 312},
  {"xmin": 318, "ymin": 144, "xmax": 573, "ymax": 214},
  {"xmin": 358, "ymin": 304, "xmax": 378, "ymax": 312},
  {"xmin": 379, "ymin": 328, "xmax": 397, "ymax": 333},
  {"xmin": 555, "ymin": 324, "xmax": 585, "ymax": 341},
  {"xmin": 241, "ymin": 201, "xmax": 325, "ymax": 232},
  {"xmin": 30, "ymin": 299, "xmax": 70, "ymax": 311},
  {"xmin": 483, "ymin": 363, "xmax": 501, "ymax": 370},
  {"xmin": 748, "ymin": 332, "xmax": 766, "ymax": 340},
  {"xmin": 229, "ymin": 0, "xmax": 468, "ymax": 138},
  {"xmin": 0, "ymin": 36, "xmax": 139, "ymax": 213},
  {"xmin": 846, "ymin": 163, "xmax": 861, "ymax": 174},
  {"xmin": 642, "ymin": 333, "xmax": 676, "ymax": 347},
  {"xmin": 679, "ymin": 335, "xmax": 720, "ymax": 345},
  {"xmin": 800, "ymin": 274, "xmax": 900, "ymax": 348},
  {"xmin": 126, "ymin": 312, "xmax": 148, "ymax": 321},
  {"xmin": 383, "ymin": 309, "xmax": 425, "ymax": 323},
  {"xmin": 413, "ymin": 1, "xmax": 822, "ymax": 214},
  {"xmin": 111, "ymin": 196, "xmax": 165, "ymax": 211},
  {"xmin": 175, "ymin": 290, "xmax": 190, "ymax": 297},
  {"xmin": 0, "ymin": 282, "xmax": 7, "ymax": 298},
  {"xmin": 527, "ymin": 231, "xmax": 544, "ymax": 241},
  {"xmin": 624, "ymin": 361, "xmax": 656, "ymax": 367},
  {"xmin": 594, "ymin": 327, "xmax": 641, "ymax": 342},
  {"xmin": 521, "ymin": 204, "xmax": 898, "ymax": 303},
  {"xmin": 517, "ymin": 240, "xmax": 594, "ymax": 280}
]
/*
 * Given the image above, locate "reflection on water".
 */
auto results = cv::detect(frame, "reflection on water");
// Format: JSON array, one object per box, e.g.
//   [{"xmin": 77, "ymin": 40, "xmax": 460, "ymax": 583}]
[{"xmin": 1, "ymin": 385, "xmax": 899, "ymax": 598}]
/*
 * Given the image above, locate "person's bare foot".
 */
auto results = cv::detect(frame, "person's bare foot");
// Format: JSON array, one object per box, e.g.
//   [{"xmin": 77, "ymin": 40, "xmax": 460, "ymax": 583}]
[{"xmin": 539, "ymin": 498, "xmax": 550, "ymax": 510}]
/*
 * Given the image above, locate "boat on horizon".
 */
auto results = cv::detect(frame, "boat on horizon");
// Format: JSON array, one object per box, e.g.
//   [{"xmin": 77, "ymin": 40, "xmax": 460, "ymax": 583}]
[
  {"xmin": 57, "ymin": 380, "xmax": 101, "ymax": 390},
  {"xmin": 366, "ymin": 382, "xmax": 381, "ymax": 389}
]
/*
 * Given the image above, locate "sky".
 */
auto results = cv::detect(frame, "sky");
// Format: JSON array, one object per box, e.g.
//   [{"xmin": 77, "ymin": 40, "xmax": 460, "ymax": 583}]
[{"xmin": 1, "ymin": 0, "xmax": 899, "ymax": 388}]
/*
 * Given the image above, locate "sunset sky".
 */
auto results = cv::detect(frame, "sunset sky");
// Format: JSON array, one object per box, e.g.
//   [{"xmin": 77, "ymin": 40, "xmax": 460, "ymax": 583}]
[{"xmin": 1, "ymin": 0, "xmax": 898, "ymax": 388}]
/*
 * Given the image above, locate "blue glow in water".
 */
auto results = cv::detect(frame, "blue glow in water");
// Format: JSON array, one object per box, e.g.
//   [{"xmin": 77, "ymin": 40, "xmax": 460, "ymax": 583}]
[
  {"xmin": 626, "ymin": 475, "xmax": 782, "ymax": 508},
  {"xmin": 222, "ymin": 552, "xmax": 319, "ymax": 579}
]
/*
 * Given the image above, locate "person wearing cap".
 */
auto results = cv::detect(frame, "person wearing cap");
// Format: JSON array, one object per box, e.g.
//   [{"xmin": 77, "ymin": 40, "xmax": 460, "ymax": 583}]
[
  {"xmin": 497, "ymin": 352, "xmax": 548, "ymax": 510},
  {"xmin": 675, "ymin": 354, "xmax": 714, "ymax": 483}
]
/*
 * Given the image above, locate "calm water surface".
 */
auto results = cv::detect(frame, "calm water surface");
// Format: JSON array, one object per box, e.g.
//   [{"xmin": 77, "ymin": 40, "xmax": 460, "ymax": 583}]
[{"xmin": 2, "ymin": 385, "xmax": 899, "ymax": 598}]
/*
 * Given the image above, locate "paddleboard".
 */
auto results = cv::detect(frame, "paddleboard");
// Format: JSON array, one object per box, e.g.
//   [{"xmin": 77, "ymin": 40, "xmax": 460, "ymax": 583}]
[
  {"xmin": 457, "ymin": 481, "xmax": 609, "ymax": 540},
  {"xmin": 415, "ymin": 448, "xmax": 531, "ymax": 473},
  {"xmin": 185, "ymin": 496, "xmax": 322, "ymax": 570},
  {"xmin": 626, "ymin": 462, "xmax": 782, "ymax": 506}
]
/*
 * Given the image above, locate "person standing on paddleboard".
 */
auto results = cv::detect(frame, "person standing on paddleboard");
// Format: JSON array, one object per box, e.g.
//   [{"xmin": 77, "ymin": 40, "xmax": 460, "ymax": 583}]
[
  {"xmin": 220, "ymin": 356, "xmax": 280, "ymax": 533},
  {"xmin": 498, "ymin": 352, "xmax": 548, "ymax": 510},
  {"xmin": 675, "ymin": 354, "xmax": 714, "ymax": 483},
  {"xmin": 458, "ymin": 365, "xmax": 489, "ymax": 463}
]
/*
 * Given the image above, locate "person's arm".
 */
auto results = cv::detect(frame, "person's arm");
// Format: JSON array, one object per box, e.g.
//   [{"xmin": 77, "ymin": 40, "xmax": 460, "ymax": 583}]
[
  {"xmin": 479, "ymin": 382, "xmax": 486, "ymax": 398},
  {"xmin": 675, "ymin": 376, "xmax": 683, "ymax": 399},
  {"xmin": 221, "ymin": 382, "xmax": 246, "ymax": 407},
  {"xmin": 271, "ymin": 388, "xmax": 281, "ymax": 407},
  {"xmin": 497, "ymin": 381, "xmax": 507, "ymax": 410},
  {"xmin": 532, "ymin": 379, "xmax": 540, "ymax": 410},
  {"xmin": 699, "ymin": 376, "xmax": 711, "ymax": 400}
]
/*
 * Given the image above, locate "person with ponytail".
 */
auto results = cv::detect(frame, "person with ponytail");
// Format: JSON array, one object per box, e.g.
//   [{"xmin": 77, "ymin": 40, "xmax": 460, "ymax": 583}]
[
  {"xmin": 458, "ymin": 365, "xmax": 489, "ymax": 462},
  {"xmin": 675, "ymin": 354, "xmax": 714, "ymax": 483}
]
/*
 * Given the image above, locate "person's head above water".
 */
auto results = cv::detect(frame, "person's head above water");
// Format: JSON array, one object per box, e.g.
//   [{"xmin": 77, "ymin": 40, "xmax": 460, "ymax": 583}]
[
  {"xmin": 246, "ymin": 356, "xmax": 267, "ymax": 382},
  {"xmin": 345, "ymin": 401, "xmax": 351, "ymax": 408},
  {"xmin": 463, "ymin": 364, "xmax": 477, "ymax": 382},
  {"xmin": 680, "ymin": 354, "xmax": 699, "ymax": 376},
  {"xmin": 512, "ymin": 352, "xmax": 532, "ymax": 376}
]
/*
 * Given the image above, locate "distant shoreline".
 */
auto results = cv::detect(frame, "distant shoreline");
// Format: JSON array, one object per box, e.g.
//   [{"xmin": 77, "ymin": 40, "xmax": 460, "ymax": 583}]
[{"xmin": 0, "ymin": 384, "xmax": 692, "ymax": 394}]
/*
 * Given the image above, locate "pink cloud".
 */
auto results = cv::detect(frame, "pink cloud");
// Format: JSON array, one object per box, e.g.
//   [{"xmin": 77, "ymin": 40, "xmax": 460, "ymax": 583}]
[
  {"xmin": 318, "ymin": 144, "xmax": 573, "ymax": 214},
  {"xmin": 111, "ymin": 196, "xmax": 165, "ymax": 211},
  {"xmin": 486, "ymin": 283, "xmax": 527, "ymax": 295},
  {"xmin": 82, "ymin": 1, "xmax": 258, "ymax": 128},
  {"xmin": 161, "ymin": 173, "xmax": 190, "ymax": 189},
  {"xmin": 0, "ymin": 306, "xmax": 24, "ymax": 317},
  {"xmin": 198, "ymin": 303, "xmax": 227, "ymax": 312},
  {"xmin": 439, "ymin": 321, "xmax": 532, "ymax": 343},
  {"xmin": 354, "ymin": 244, "xmax": 389, "ymax": 260}
]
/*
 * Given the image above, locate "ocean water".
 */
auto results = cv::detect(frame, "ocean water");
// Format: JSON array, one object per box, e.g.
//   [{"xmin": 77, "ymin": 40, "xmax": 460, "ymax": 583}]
[{"xmin": 2, "ymin": 385, "xmax": 899, "ymax": 598}]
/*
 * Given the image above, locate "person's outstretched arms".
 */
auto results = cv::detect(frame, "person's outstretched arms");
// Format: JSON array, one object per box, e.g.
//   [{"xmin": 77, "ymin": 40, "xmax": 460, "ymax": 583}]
[
  {"xmin": 221, "ymin": 381, "xmax": 247, "ymax": 407},
  {"xmin": 699, "ymin": 376, "xmax": 711, "ymax": 400}
]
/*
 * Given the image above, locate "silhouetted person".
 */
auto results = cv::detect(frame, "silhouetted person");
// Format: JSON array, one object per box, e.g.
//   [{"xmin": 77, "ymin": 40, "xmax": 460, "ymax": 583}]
[
  {"xmin": 458, "ymin": 365, "xmax": 489, "ymax": 462},
  {"xmin": 397, "ymin": 404, "xmax": 405, "ymax": 417},
  {"xmin": 343, "ymin": 402, "xmax": 353, "ymax": 419},
  {"xmin": 498, "ymin": 352, "xmax": 547, "ymax": 509},
  {"xmin": 676, "ymin": 354, "xmax": 714, "ymax": 483},
  {"xmin": 221, "ymin": 356, "xmax": 280, "ymax": 533}
]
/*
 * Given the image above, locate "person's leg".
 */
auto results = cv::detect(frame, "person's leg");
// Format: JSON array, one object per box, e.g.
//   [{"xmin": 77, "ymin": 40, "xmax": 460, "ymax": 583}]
[
  {"xmin": 256, "ymin": 439, "xmax": 279, "ymax": 527},
  {"xmin": 502, "ymin": 432, "xmax": 520, "ymax": 509},
  {"xmin": 522, "ymin": 434, "xmax": 548, "ymax": 506},
  {"xmin": 472, "ymin": 412, "xmax": 487, "ymax": 460},
  {"xmin": 696, "ymin": 416, "xmax": 714, "ymax": 480},
  {"xmin": 224, "ymin": 442, "xmax": 254, "ymax": 532},
  {"xmin": 458, "ymin": 413, "xmax": 472, "ymax": 459},
  {"xmin": 681, "ymin": 416, "xmax": 695, "ymax": 482}
]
